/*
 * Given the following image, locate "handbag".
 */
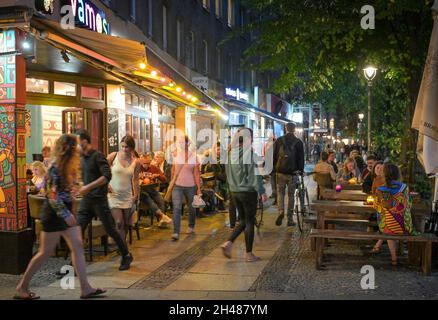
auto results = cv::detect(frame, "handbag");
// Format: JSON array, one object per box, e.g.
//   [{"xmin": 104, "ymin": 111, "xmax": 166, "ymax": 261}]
[
  {"xmin": 164, "ymin": 165, "xmax": 184, "ymax": 203},
  {"xmin": 192, "ymin": 194, "xmax": 206, "ymax": 208}
]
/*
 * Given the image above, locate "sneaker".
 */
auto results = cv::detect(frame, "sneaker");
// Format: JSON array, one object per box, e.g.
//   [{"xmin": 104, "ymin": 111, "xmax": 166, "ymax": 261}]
[
  {"xmin": 275, "ymin": 213, "xmax": 284, "ymax": 226},
  {"xmin": 171, "ymin": 233, "xmax": 179, "ymax": 241},
  {"xmin": 119, "ymin": 253, "xmax": 133, "ymax": 271},
  {"xmin": 186, "ymin": 227, "xmax": 195, "ymax": 234}
]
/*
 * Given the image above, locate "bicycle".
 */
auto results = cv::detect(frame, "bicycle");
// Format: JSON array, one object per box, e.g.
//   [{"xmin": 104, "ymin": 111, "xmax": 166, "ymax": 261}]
[{"xmin": 293, "ymin": 171, "xmax": 310, "ymax": 233}]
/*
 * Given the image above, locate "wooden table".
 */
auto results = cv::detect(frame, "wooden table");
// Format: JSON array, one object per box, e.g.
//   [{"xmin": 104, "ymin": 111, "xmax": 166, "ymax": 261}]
[
  {"xmin": 322, "ymin": 189, "xmax": 368, "ymax": 202},
  {"xmin": 311, "ymin": 200, "xmax": 430, "ymax": 233},
  {"xmin": 338, "ymin": 183, "xmax": 363, "ymax": 190}
]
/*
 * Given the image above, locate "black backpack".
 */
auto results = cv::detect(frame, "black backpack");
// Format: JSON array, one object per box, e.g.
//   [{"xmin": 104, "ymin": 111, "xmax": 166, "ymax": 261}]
[{"xmin": 276, "ymin": 136, "xmax": 299, "ymax": 174}]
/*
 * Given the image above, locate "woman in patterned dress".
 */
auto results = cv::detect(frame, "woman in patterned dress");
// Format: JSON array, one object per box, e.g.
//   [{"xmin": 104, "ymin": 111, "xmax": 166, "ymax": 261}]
[{"xmin": 371, "ymin": 163, "xmax": 414, "ymax": 266}]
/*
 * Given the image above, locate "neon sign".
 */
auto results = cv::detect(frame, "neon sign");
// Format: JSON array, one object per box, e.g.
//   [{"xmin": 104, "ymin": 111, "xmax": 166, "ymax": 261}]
[
  {"xmin": 64, "ymin": 0, "xmax": 110, "ymax": 34},
  {"xmin": 225, "ymin": 87, "xmax": 249, "ymax": 103}
]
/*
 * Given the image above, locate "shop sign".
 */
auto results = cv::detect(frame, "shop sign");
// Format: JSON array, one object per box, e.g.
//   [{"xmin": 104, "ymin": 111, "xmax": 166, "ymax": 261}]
[
  {"xmin": 35, "ymin": 0, "xmax": 55, "ymax": 14},
  {"xmin": 62, "ymin": 0, "xmax": 110, "ymax": 34},
  {"xmin": 225, "ymin": 87, "xmax": 249, "ymax": 103},
  {"xmin": 192, "ymin": 77, "xmax": 209, "ymax": 94}
]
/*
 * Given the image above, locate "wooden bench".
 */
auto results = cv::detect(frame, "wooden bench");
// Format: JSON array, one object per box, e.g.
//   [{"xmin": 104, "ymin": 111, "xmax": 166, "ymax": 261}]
[
  {"xmin": 304, "ymin": 215, "xmax": 377, "ymax": 251},
  {"xmin": 309, "ymin": 228, "xmax": 438, "ymax": 275}
]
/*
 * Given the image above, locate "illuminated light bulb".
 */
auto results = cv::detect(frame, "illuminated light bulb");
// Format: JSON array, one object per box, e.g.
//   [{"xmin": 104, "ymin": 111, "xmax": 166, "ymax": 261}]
[
  {"xmin": 161, "ymin": 77, "xmax": 166, "ymax": 83},
  {"xmin": 151, "ymin": 70, "xmax": 158, "ymax": 77},
  {"xmin": 187, "ymin": 94, "xmax": 192, "ymax": 99},
  {"xmin": 139, "ymin": 62, "xmax": 146, "ymax": 70},
  {"xmin": 176, "ymin": 87, "xmax": 182, "ymax": 92},
  {"xmin": 182, "ymin": 91, "xmax": 187, "ymax": 96},
  {"xmin": 169, "ymin": 82, "xmax": 175, "ymax": 87},
  {"xmin": 31, "ymin": 78, "xmax": 36, "ymax": 83},
  {"xmin": 191, "ymin": 97, "xmax": 197, "ymax": 102}
]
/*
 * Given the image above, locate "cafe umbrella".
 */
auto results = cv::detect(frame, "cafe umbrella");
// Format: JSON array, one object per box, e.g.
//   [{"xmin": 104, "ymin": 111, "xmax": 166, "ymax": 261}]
[{"xmin": 412, "ymin": 0, "xmax": 438, "ymax": 203}]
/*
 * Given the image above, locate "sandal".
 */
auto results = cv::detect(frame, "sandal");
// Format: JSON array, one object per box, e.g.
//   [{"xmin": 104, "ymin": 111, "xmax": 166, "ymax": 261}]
[
  {"xmin": 80, "ymin": 288, "xmax": 107, "ymax": 299},
  {"xmin": 13, "ymin": 292, "xmax": 40, "ymax": 300}
]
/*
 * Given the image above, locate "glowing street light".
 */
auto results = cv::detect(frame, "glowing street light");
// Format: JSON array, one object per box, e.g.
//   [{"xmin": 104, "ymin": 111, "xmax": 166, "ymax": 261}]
[{"xmin": 362, "ymin": 65, "xmax": 378, "ymax": 150}]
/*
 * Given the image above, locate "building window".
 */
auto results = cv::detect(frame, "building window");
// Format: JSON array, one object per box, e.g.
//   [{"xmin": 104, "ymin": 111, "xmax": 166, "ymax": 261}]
[
  {"xmin": 81, "ymin": 86, "xmax": 103, "ymax": 100},
  {"xmin": 215, "ymin": 0, "xmax": 222, "ymax": 18},
  {"xmin": 130, "ymin": 0, "xmax": 136, "ymax": 21},
  {"xmin": 162, "ymin": 6, "xmax": 168, "ymax": 51},
  {"xmin": 202, "ymin": 40, "xmax": 208, "ymax": 75},
  {"xmin": 186, "ymin": 31, "xmax": 195, "ymax": 69},
  {"xmin": 240, "ymin": 6, "xmax": 245, "ymax": 27},
  {"xmin": 54, "ymin": 82, "xmax": 76, "ymax": 96},
  {"xmin": 216, "ymin": 47, "xmax": 222, "ymax": 79},
  {"xmin": 177, "ymin": 20, "xmax": 184, "ymax": 61},
  {"xmin": 26, "ymin": 78, "xmax": 49, "ymax": 93},
  {"xmin": 227, "ymin": 0, "xmax": 235, "ymax": 27},
  {"xmin": 148, "ymin": 0, "xmax": 153, "ymax": 37},
  {"xmin": 228, "ymin": 54, "xmax": 233, "ymax": 82},
  {"xmin": 202, "ymin": 0, "xmax": 210, "ymax": 10}
]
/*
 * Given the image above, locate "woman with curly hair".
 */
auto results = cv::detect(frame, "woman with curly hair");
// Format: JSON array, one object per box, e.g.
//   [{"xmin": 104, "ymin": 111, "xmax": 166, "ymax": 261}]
[{"xmin": 15, "ymin": 134, "xmax": 105, "ymax": 300}]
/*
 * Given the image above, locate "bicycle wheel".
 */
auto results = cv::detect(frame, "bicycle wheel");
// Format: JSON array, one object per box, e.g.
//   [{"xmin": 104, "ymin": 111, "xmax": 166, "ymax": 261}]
[{"xmin": 295, "ymin": 191, "xmax": 306, "ymax": 233}]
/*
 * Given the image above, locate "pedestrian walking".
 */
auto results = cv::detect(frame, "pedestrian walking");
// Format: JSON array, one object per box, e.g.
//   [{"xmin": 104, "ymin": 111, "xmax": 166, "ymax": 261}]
[
  {"xmin": 107, "ymin": 135, "xmax": 141, "ymax": 246},
  {"xmin": 76, "ymin": 130, "xmax": 133, "ymax": 271},
  {"xmin": 220, "ymin": 128, "xmax": 268, "ymax": 262},
  {"xmin": 168, "ymin": 136, "xmax": 202, "ymax": 241},
  {"xmin": 273, "ymin": 122, "xmax": 305, "ymax": 227},
  {"xmin": 15, "ymin": 134, "xmax": 106, "ymax": 299}
]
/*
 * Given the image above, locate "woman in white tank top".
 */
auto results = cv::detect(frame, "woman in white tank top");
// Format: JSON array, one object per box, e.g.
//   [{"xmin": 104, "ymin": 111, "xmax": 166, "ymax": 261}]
[{"xmin": 108, "ymin": 135, "xmax": 141, "ymax": 245}]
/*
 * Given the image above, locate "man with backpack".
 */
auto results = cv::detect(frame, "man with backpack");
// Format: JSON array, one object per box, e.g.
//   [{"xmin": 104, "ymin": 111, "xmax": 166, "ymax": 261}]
[{"xmin": 273, "ymin": 122, "xmax": 305, "ymax": 227}]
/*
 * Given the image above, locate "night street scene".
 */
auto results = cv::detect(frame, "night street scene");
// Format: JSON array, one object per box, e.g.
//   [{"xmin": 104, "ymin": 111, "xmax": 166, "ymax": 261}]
[{"xmin": 1, "ymin": 0, "xmax": 438, "ymax": 309}]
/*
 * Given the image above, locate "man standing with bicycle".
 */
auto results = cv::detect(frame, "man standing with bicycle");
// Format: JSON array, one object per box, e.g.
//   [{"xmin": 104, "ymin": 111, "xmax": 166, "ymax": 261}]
[{"xmin": 273, "ymin": 123, "xmax": 305, "ymax": 227}]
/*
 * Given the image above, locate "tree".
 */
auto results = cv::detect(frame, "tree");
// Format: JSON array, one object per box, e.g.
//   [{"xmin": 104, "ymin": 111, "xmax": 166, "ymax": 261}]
[{"xmin": 239, "ymin": 0, "xmax": 434, "ymax": 183}]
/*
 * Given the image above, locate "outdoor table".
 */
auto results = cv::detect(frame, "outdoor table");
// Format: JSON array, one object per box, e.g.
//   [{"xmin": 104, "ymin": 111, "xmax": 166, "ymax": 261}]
[
  {"xmin": 322, "ymin": 189, "xmax": 368, "ymax": 202},
  {"xmin": 338, "ymin": 183, "xmax": 363, "ymax": 191}
]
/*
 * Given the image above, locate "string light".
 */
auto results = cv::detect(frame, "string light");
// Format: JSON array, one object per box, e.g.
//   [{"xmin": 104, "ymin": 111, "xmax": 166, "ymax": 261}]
[
  {"xmin": 176, "ymin": 87, "xmax": 182, "ymax": 92},
  {"xmin": 139, "ymin": 62, "xmax": 146, "ymax": 70},
  {"xmin": 151, "ymin": 70, "xmax": 158, "ymax": 77}
]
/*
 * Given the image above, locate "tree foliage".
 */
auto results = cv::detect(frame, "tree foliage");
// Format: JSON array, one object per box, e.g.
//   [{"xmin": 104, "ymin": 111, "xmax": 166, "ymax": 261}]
[{"xmin": 240, "ymin": 0, "xmax": 434, "ymax": 185}]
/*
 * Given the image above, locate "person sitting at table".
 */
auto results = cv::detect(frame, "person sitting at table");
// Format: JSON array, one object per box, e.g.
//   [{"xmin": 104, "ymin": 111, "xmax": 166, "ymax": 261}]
[
  {"xmin": 139, "ymin": 153, "xmax": 172, "ymax": 227},
  {"xmin": 361, "ymin": 155, "xmax": 377, "ymax": 181},
  {"xmin": 336, "ymin": 157, "xmax": 361, "ymax": 184},
  {"xmin": 327, "ymin": 150, "xmax": 338, "ymax": 174},
  {"xmin": 31, "ymin": 161, "xmax": 47, "ymax": 194},
  {"xmin": 362, "ymin": 160, "xmax": 383, "ymax": 194},
  {"xmin": 350, "ymin": 150, "xmax": 366, "ymax": 174},
  {"xmin": 152, "ymin": 150, "xmax": 171, "ymax": 192},
  {"xmin": 314, "ymin": 151, "xmax": 336, "ymax": 181},
  {"xmin": 370, "ymin": 163, "xmax": 414, "ymax": 266}
]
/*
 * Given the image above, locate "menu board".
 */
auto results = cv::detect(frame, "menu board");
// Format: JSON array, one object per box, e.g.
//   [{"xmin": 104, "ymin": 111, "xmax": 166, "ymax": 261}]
[{"xmin": 108, "ymin": 108, "xmax": 119, "ymax": 153}]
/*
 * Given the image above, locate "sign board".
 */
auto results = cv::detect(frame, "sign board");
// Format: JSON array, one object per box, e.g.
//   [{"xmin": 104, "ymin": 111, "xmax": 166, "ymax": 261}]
[
  {"xmin": 192, "ymin": 77, "xmax": 209, "ymax": 94},
  {"xmin": 61, "ymin": 0, "xmax": 111, "ymax": 34},
  {"xmin": 314, "ymin": 128, "xmax": 329, "ymax": 133},
  {"xmin": 225, "ymin": 87, "xmax": 249, "ymax": 103},
  {"xmin": 107, "ymin": 108, "xmax": 119, "ymax": 153}
]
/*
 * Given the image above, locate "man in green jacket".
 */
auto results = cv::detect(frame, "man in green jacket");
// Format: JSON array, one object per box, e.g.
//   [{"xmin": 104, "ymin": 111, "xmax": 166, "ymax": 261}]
[{"xmin": 221, "ymin": 128, "xmax": 268, "ymax": 262}]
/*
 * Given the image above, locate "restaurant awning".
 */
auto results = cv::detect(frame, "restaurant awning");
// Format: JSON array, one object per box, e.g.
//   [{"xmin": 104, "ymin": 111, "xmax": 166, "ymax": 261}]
[{"xmin": 30, "ymin": 17, "xmax": 147, "ymax": 72}]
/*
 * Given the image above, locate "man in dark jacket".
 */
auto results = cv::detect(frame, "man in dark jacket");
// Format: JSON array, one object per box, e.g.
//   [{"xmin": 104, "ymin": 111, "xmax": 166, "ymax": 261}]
[
  {"xmin": 273, "ymin": 123, "xmax": 305, "ymax": 227},
  {"xmin": 76, "ymin": 130, "xmax": 133, "ymax": 271}
]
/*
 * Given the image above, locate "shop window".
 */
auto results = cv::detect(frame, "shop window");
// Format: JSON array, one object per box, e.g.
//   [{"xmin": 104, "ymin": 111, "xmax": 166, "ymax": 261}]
[
  {"xmin": 202, "ymin": 40, "xmax": 208, "ymax": 75},
  {"xmin": 54, "ymin": 82, "xmax": 76, "ymax": 96},
  {"xmin": 132, "ymin": 94, "xmax": 139, "ymax": 108},
  {"xmin": 133, "ymin": 116, "xmax": 139, "ymax": 149},
  {"xmin": 26, "ymin": 78, "xmax": 49, "ymax": 94},
  {"xmin": 81, "ymin": 86, "xmax": 103, "ymax": 100},
  {"xmin": 125, "ymin": 93, "xmax": 132, "ymax": 106},
  {"xmin": 139, "ymin": 118, "xmax": 145, "ymax": 153}
]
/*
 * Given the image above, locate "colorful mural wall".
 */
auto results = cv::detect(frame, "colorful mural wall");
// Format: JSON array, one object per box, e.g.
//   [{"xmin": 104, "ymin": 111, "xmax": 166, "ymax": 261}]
[{"xmin": 0, "ymin": 29, "xmax": 27, "ymax": 231}]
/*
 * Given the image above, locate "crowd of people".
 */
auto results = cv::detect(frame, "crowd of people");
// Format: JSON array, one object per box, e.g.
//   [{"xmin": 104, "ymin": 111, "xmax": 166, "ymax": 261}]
[
  {"xmin": 313, "ymin": 147, "xmax": 415, "ymax": 266},
  {"xmin": 16, "ymin": 122, "xmax": 415, "ymax": 299}
]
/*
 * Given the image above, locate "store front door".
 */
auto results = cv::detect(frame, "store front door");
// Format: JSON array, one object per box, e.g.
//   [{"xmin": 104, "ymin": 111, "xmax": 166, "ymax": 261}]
[{"xmin": 62, "ymin": 108, "xmax": 104, "ymax": 151}]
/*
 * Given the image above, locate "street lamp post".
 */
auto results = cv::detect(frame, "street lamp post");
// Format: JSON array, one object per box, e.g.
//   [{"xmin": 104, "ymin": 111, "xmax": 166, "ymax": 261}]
[{"xmin": 363, "ymin": 66, "xmax": 377, "ymax": 151}]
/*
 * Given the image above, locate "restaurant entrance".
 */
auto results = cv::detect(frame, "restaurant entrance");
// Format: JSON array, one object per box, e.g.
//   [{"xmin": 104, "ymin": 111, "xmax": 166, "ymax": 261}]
[{"xmin": 63, "ymin": 108, "xmax": 104, "ymax": 151}]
